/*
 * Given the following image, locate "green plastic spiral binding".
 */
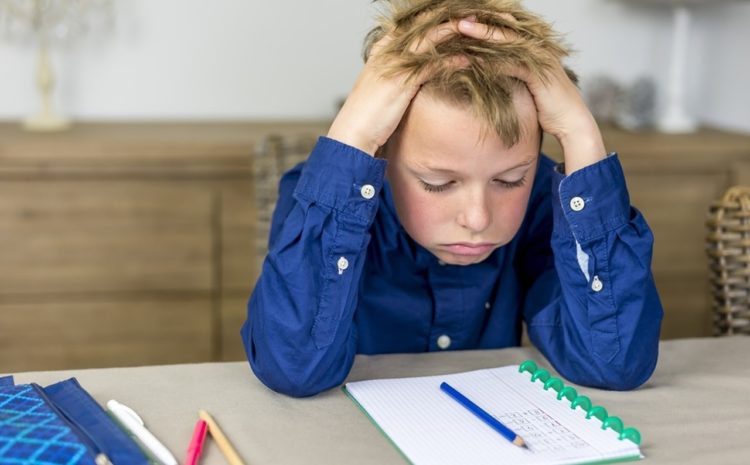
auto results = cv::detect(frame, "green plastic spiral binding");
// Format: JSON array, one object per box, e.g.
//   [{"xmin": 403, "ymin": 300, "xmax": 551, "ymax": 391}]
[
  {"xmin": 531, "ymin": 369, "xmax": 550, "ymax": 383},
  {"xmin": 571, "ymin": 395, "xmax": 592, "ymax": 411},
  {"xmin": 557, "ymin": 386, "xmax": 577, "ymax": 402},
  {"xmin": 586, "ymin": 406, "xmax": 608, "ymax": 422},
  {"xmin": 517, "ymin": 360, "xmax": 642, "ymax": 445}
]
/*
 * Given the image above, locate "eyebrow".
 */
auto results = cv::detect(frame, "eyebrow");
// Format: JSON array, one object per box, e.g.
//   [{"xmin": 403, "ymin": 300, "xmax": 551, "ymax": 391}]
[{"xmin": 413, "ymin": 158, "xmax": 536, "ymax": 176}]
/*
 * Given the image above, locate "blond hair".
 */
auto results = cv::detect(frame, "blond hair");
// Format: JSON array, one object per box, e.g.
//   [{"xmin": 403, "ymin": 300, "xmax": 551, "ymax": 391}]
[{"xmin": 364, "ymin": 0, "xmax": 575, "ymax": 146}]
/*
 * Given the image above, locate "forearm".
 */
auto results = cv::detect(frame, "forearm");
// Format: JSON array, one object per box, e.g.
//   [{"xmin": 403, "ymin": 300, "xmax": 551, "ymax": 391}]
[
  {"xmin": 528, "ymin": 218, "xmax": 662, "ymax": 390},
  {"xmin": 242, "ymin": 138, "xmax": 386, "ymax": 397},
  {"xmin": 244, "ymin": 251, "xmax": 361, "ymax": 397},
  {"xmin": 558, "ymin": 112, "xmax": 607, "ymax": 175},
  {"xmin": 525, "ymin": 155, "xmax": 663, "ymax": 390}
]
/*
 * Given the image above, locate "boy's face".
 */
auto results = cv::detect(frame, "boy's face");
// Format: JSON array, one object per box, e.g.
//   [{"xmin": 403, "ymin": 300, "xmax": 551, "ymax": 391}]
[{"xmin": 385, "ymin": 90, "xmax": 540, "ymax": 266}]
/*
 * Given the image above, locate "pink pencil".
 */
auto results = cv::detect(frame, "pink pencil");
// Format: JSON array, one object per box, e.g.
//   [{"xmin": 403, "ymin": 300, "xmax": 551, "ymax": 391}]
[{"xmin": 185, "ymin": 419, "xmax": 208, "ymax": 465}]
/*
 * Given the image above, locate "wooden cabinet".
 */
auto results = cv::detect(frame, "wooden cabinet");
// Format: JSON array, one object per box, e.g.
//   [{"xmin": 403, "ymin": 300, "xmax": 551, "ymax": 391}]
[
  {"xmin": 0, "ymin": 298, "xmax": 213, "ymax": 369},
  {"xmin": 0, "ymin": 181, "xmax": 213, "ymax": 294},
  {"xmin": 543, "ymin": 127, "xmax": 750, "ymax": 339},
  {"xmin": 0, "ymin": 122, "xmax": 328, "ymax": 372},
  {"xmin": 1, "ymin": 122, "xmax": 748, "ymax": 372}
]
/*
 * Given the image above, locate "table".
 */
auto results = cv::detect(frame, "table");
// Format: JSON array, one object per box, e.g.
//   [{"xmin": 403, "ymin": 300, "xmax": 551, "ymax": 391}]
[{"xmin": 6, "ymin": 337, "xmax": 750, "ymax": 464}]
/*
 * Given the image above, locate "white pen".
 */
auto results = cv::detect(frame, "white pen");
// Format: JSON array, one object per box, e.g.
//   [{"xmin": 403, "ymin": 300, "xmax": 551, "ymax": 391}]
[{"xmin": 106, "ymin": 399, "xmax": 178, "ymax": 465}]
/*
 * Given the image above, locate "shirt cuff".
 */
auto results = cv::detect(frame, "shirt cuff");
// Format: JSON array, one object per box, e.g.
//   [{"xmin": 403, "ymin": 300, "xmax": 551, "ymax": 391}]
[
  {"xmin": 551, "ymin": 153, "xmax": 631, "ymax": 243},
  {"xmin": 293, "ymin": 136, "xmax": 387, "ymax": 224}
]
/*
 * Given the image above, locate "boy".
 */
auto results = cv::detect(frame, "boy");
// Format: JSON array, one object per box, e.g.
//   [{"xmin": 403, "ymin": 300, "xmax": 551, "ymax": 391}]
[{"xmin": 242, "ymin": 0, "xmax": 663, "ymax": 397}]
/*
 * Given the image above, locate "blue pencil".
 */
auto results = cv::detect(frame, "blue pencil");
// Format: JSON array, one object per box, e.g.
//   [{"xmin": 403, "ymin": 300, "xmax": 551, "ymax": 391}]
[{"xmin": 440, "ymin": 382, "xmax": 528, "ymax": 449}]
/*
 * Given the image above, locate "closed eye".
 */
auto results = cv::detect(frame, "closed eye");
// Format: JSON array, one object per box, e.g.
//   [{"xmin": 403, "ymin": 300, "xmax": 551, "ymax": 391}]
[
  {"xmin": 495, "ymin": 177, "xmax": 526, "ymax": 189},
  {"xmin": 419, "ymin": 180, "xmax": 454, "ymax": 193}
]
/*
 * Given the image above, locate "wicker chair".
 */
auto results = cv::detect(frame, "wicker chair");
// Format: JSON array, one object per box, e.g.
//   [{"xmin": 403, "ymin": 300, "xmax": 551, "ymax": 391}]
[
  {"xmin": 706, "ymin": 186, "xmax": 750, "ymax": 336},
  {"xmin": 252, "ymin": 134, "xmax": 318, "ymax": 269}
]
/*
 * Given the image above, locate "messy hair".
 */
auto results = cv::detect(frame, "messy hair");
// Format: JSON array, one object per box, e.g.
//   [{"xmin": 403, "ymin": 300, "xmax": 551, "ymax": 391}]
[{"xmin": 364, "ymin": 0, "xmax": 576, "ymax": 146}]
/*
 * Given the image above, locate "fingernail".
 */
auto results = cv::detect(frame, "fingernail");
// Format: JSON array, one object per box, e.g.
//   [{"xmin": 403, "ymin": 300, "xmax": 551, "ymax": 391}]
[{"xmin": 459, "ymin": 19, "xmax": 474, "ymax": 29}]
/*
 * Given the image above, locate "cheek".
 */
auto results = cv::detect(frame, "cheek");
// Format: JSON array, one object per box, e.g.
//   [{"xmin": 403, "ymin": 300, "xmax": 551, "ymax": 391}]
[
  {"xmin": 391, "ymin": 185, "xmax": 450, "ymax": 241},
  {"xmin": 490, "ymin": 187, "xmax": 534, "ymax": 240}
]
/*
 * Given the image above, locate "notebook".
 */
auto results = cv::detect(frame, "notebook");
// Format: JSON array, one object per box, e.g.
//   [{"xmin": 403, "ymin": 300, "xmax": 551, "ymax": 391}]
[{"xmin": 344, "ymin": 360, "xmax": 643, "ymax": 465}]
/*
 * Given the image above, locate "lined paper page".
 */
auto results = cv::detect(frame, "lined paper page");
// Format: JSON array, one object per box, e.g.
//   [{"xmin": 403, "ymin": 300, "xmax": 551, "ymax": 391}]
[{"xmin": 345, "ymin": 366, "xmax": 641, "ymax": 465}]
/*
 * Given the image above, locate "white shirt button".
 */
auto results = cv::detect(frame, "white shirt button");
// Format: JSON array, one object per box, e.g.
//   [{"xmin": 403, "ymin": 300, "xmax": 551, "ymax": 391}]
[
  {"xmin": 337, "ymin": 256, "xmax": 349, "ymax": 275},
  {"xmin": 591, "ymin": 275, "xmax": 603, "ymax": 292},
  {"xmin": 437, "ymin": 334, "xmax": 452, "ymax": 350},
  {"xmin": 570, "ymin": 196, "xmax": 585, "ymax": 212},
  {"xmin": 438, "ymin": 260, "xmax": 447, "ymax": 266},
  {"xmin": 360, "ymin": 184, "xmax": 376, "ymax": 199},
  {"xmin": 484, "ymin": 302, "xmax": 491, "ymax": 310}
]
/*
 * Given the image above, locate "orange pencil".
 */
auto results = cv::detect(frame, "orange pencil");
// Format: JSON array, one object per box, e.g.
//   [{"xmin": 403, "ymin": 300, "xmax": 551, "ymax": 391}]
[{"xmin": 198, "ymin": 410, "xmax": 247, "ymax": 465}]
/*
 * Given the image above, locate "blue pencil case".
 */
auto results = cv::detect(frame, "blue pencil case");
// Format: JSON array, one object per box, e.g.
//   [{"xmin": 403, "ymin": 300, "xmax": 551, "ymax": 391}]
[{"xmin": 0, "ymin": 375, "xmax": 150, "ymax": 465}]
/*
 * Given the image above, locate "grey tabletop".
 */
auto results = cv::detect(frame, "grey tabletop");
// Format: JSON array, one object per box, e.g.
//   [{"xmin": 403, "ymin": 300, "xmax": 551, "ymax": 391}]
[{"xmin": 7, "ymin": 337, "xmax": 750, "ymax": 465}]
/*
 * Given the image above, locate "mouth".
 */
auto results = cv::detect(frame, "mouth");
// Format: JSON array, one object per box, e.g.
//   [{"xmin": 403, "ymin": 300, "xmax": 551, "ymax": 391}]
[{"xmin": 441, "ymin": 242, "xmax": 498, "ymax": 257}]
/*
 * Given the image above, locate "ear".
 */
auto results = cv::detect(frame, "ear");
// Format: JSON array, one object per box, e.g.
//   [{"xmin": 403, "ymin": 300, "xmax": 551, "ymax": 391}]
[
  {"xmin": 564, "ymin": 66, "xmax": 579, "ymax": 87},
  {"xmin": 375, "ymin": 145, "xmax": 387, "ymax": 159},
  {"xmin": 538, "ymin": 127, "xmax": 544, "ymax": 152},
  {"xmin": 362, "ymin": 26, "xmax": 386, "ymax": 63}
]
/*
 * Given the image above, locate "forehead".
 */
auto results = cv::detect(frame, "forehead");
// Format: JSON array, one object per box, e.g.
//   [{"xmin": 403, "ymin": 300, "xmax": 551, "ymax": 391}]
[{"xmin": 391, "ymin": 91, "xmax": 540, "ymax": 171}]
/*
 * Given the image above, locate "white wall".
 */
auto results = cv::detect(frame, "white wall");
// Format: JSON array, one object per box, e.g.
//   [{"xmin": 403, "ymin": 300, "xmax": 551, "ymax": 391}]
[
  {"xmin": 694, "ymin": 2, "xmax": 750, "ymax": 134},
  {"xmin": 525, "ymin": 0, "xmax": 750, "ymax": 134},
  {"xmin": 1, "ymin": 0, "xmax": 373, "ymax": 120},
  {"xmin": 0, "ymin": 0, "xmax": 748, "ymax": 132}
]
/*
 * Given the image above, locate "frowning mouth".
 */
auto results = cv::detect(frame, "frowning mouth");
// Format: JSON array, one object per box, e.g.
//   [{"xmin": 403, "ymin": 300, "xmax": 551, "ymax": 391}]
[{"xmin": 440, "ymin": 242, "xmax": 498, "ymax": 256}]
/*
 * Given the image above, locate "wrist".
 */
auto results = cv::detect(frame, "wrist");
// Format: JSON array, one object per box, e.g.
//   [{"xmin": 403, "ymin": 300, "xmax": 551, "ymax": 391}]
[
  {"xmin": 327, "ymin": 125, "xmax": 379, "ymax": 157},
  {"xmin": 558, "ymin": 120, "xmax": 607, "ymax": 175}
]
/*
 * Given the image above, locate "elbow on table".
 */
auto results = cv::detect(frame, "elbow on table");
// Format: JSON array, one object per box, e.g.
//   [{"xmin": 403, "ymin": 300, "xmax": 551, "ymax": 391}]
[
  {"xmin": 252, "ymin": 364, "xmax": 330, "ymax": 398},
  {"xmin": 596, "ymin": 329, "xmax": 661, "ymax": 391},
  {"xmin": 242, "ymin": 331, "xmax": 348, "ymax": 398},
  {"xmin": 563, "ymin": 354, "xmax": 658, "ymax": 392},
  {"xmin": 245, "ymin": 347, "xmax": 331, "ymax": 398},
  {"xmin": 598, "ymin": 363, "xmax": 655, "ymax": 391}
]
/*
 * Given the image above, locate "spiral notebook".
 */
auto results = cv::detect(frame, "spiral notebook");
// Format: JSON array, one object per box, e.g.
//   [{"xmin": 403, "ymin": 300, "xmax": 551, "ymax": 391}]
[{"xmin": 344, "ymin": 361, "xmax": 643, "ymax": 465}]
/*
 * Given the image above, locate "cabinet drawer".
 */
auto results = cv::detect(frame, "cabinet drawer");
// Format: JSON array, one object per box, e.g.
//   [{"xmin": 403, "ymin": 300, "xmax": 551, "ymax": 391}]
[
  {"xmin": 656, "ymin": 275, "xmax": 712, "ymax": 338},
  {"xmin": 0, "ymin": 297, "xmax": 213, "ymax": 372},
  {"xmin": 627, "ymin": 173, "xmax": 727, "ymax": 275},
  {"xmin": 731, "ymin": 161, "xmax": 750, "ymax": 185},
  {"xmin": 221, "ymin": 293, "xmax": 249, "ymax": 361},
  {"xmin": 221, "ymin": 183, "xmax": 257, "ymax": 291},
  {"xmin": 0, "ymin": 181, "xmax": 214, "ymax": 295}
]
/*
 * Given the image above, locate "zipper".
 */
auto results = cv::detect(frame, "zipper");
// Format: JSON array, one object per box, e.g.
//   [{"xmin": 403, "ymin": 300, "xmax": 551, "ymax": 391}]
[{"xmin": 30, "ymin": 383, "xmax": 114, "ymax": 465}]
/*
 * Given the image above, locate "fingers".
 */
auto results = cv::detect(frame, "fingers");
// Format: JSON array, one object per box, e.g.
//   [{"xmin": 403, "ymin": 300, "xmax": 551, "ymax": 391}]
[
  {"xmin": 378, "ymin": 14, "xmax": 516, "ymax": 59},
  {"xmin": 370, "ymin": 13, "xmax": 533, "ymax": 86},
  {"xmin": 377, "ymin": 12, "xmax": 523, "ymax": 59},
  {"xmin": 369, "ymin": 20, "xmax": 456, "ymax": 62},
  {"xmin": 411, "ymin": 20, "xmax": 460, "ymax": 54},
  {"xmin": 367, "ymin": 28, "xmax": 395, "ymax": 61},
  {"xmin": 457, "ymin": 17, "xmax": 519, "ymax": 43},
  {"xmin": 412, "ymin": 14, "xmax": 518, "ymax": 53},
  {"xmin": 412, "ymin": 53, "xmax": 470, "ymax": 85},
  {"xmin": 455, "ymin": 16, "xmax": 549, "ymax": 84}
]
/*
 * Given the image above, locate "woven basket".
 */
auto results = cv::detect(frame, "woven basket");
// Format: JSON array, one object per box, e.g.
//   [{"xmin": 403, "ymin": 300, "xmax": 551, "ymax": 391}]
[
  {"xmin": 252, "ymin": 134, "xmax": 317, "ymax": 269},
  {"xmin": 706, "ymin": 186, "xmax": 750, "ymax": 336}
]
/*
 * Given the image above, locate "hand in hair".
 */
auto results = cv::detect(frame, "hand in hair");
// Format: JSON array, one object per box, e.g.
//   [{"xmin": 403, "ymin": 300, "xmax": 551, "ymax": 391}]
[
  {"xmin": 327, "ymin": 16, "xmax": 469, "ymax": 157},
  {"xmin": 456, "ymin": 16, "xmax": 606, "ymax": 174}
]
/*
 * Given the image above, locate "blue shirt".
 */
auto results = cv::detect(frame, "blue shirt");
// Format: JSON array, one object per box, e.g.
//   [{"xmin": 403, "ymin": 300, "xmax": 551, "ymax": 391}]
[{"xmin": 242, "ymin": 137, "xmax": 663, "ymax": 397}]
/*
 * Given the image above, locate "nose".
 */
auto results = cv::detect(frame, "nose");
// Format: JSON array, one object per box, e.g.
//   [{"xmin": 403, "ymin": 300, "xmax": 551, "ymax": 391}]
[{"xmin": 456, "ymin": 188, "xmax": 491, "ymax": 233}]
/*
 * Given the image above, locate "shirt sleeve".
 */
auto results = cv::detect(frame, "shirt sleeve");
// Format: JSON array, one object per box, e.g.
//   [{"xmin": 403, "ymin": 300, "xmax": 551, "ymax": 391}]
[
  {"xmin": 522, "ymin": 154, "xmax": 664, "ymax": 390},
  {"xmin": 241, "ymin": 136, "xmax": 387, "ymax": 397}
]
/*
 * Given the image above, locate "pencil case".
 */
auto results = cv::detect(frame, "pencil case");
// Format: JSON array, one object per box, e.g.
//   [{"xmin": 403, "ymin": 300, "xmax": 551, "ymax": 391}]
[{"xmin": 0, "ymin": 375, "xmax": 151, "ymax": 465}]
